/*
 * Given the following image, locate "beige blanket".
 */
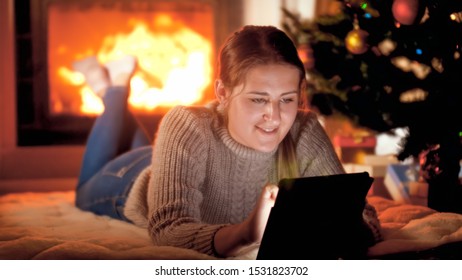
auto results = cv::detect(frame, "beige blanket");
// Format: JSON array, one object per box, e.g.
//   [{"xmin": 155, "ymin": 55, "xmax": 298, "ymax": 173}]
[
  {"xmin": 0, "ymin": 191, "xmax": 213, "ymax": 260},
  {"xmin": 367, "ymin": 196, "xmax": 462, "ymax": 257},
  {"xmin": 1, "ymin": 191, "xmax": 462, "ymax": 260}
]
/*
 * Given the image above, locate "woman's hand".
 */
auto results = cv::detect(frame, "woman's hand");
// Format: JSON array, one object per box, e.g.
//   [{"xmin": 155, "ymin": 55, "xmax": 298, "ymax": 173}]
[
  {"xmin": 244, "ymin": 184, "xmax": 279, "ymax": 243},
  {"xmin": 212, "ymin": 184, "xmax": 279, "ymax": 257}
]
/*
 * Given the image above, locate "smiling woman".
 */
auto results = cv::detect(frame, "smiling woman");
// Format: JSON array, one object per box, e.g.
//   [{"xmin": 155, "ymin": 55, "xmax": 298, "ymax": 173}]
[
  {"xmin": 72, "ymin": 25, "xmax": 382, "ymax": 259},
  {"xmin": 216, "ymin": 64, "xmax": 301, "ymax": 153}
]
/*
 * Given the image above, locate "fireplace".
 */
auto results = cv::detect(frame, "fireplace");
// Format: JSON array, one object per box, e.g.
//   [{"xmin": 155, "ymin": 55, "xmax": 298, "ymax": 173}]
[{"xmin": 16, "ymin": 0, "xmax": 242, "ymax": 146}]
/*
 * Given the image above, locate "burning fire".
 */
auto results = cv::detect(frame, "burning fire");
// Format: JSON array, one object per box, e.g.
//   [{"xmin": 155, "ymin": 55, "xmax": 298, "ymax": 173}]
[{"xmin": 58, "ymin": 15, "xmax": 212, "ymax": 115}]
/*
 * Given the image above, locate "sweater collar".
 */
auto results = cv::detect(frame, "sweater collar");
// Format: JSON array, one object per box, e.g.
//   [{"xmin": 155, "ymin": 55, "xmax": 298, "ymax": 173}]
[
  {"xmin": 216, "ymin": 126, "xmax": 277, "ymax": 160},
  {"xmin": 211, "ymin": 113, "xmax": 277, "ymax": 160}
]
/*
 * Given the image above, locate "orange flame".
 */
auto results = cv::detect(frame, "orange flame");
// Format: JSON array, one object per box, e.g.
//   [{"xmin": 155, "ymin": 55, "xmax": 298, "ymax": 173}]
[{"xmin": 58, "ymin": 15, "xmax": 212, "ymax": 115}]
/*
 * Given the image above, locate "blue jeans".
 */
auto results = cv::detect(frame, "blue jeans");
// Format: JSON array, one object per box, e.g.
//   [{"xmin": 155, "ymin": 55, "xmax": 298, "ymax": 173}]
[{"xmin": 75, "ymin": 87, "xmax": 152, "ymax": 222}]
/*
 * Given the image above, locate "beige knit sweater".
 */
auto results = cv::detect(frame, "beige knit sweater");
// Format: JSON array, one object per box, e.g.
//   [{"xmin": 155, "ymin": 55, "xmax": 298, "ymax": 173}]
[{"xmin": 124, "ymin": 103, "xmax": 382, "ymax": 256}]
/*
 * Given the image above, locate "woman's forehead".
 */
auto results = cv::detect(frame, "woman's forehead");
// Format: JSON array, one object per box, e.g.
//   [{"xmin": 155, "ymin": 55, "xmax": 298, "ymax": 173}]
[{"xmin": 242, "ymin": 65, "xmax": 300, "ymax": 88}]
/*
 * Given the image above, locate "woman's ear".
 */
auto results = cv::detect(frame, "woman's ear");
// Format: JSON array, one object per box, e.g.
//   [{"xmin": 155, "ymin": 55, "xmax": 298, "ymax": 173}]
[{"xmin": 214, "ymin": 79, "xmax": 228, "ymax": 105}]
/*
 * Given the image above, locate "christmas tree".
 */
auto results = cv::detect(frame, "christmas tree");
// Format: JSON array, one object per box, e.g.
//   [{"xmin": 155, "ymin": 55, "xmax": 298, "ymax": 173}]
[{"xmin": 282, "ymin": 0, "xmax": 462, "ymax": 212}]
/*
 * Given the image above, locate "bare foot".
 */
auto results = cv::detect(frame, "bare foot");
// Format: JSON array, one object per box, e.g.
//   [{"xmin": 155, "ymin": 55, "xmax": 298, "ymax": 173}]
[
  {"xmin": 73, "ymin": 56, "xmax": 110, "ymax": 98},
  {"xmin": 105, "ymin": 55, "xmax": 137, "ymax": 87}
]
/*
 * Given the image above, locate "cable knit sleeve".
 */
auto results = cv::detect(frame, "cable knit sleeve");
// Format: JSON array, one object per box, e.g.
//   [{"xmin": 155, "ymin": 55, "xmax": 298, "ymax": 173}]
[
  {"xmin": 296, "ymin": 111, "xmax": 383, "ymax": 244},
  {"xmin": 146, "ymin": 106, "xmax": 227, "ymax": 256}
]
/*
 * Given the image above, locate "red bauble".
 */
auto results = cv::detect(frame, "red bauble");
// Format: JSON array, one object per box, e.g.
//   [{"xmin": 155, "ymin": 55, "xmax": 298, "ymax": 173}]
[{"xmin": 392, "ymin": 0, "xmax": 423, "ymax": 25}]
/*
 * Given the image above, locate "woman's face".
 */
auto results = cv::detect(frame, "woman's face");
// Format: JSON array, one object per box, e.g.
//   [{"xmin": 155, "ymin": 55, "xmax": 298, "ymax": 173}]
[{"xmin": 224, "ymin": 64, "xmax": 301, "ymax": 152}]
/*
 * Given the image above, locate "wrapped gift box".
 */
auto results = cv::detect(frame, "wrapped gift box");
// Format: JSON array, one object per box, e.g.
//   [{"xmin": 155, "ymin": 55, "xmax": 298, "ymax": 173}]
[
  {"xmin": 384, "ymin": 164, "xmax": 428, "ymax": 206},
  {"xmin": 333, "ymin": 135, "xmax": 377, "ymax": 164},
  {"xmin": 343, "ymin": 155, "xmax": 399, "ymax": 199}
]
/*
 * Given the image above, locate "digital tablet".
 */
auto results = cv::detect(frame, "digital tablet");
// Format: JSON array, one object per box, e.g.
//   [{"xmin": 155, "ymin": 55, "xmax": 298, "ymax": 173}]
[{"xmin": 256, "ymin": 172, "xmax": 374, "ymax": 260}]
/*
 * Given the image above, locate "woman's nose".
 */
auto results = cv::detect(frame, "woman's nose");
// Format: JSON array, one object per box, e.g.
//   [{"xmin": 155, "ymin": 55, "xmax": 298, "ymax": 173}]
[{"xmin": 263, "ymin": 101, "xmax": 281, "ymax": 124}]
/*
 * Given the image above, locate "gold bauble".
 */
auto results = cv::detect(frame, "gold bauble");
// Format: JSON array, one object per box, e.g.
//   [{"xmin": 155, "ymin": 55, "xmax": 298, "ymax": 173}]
[{"xmin": 345, "ymin": 29, "xmax": 369, "ymax": 54}]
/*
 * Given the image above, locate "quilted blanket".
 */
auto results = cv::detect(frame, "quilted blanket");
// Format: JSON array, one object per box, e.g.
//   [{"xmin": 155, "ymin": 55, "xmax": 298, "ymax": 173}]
[
  {"xmin": 367, "ymin": 196, "xmax": 462, "ymax": 258},
  {"xmin": 0, "ymin": 191, "xmax": 213, "ymax": 260},
  {"xmin": 1, "ymin": 191, "xmax": 462, "ymax": 259}
]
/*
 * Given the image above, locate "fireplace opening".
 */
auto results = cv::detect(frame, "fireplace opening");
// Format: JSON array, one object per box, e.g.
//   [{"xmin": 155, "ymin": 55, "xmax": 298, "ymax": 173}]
[{"xmin": 16, "ymin": 0, "xmax": 242, "ymax": 146}]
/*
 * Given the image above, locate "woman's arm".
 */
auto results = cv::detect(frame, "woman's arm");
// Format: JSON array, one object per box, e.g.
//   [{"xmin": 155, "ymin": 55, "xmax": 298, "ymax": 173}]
[
  {"xmin": 213, "ymin": 184, "xmax": 279, "ymax": 257},
  {"xmin": 147, "ymin": 106, "xmax": 219, "ymax": 255}
]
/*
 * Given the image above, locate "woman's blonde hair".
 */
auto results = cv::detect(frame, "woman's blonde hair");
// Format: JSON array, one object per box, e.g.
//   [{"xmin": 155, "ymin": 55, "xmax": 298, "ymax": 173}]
[{"xmin": 217, "ymin": 25, "xmax": 307, "ymax": 180}]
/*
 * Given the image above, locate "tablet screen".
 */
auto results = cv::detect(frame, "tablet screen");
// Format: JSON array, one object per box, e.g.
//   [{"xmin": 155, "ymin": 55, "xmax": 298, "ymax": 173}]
[{"xmin": 257, "ymin": 172, "xmax": 374, "ymax": 260}]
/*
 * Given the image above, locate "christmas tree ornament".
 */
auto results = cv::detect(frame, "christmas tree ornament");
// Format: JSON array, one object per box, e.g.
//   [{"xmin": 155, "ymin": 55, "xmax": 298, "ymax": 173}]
[
  {"xmin": 419, "ymin": 145, "xmax": 442, "ymax": 181},
  {"xmin": 450, "ymin": 12, "xmax": 462, "ymax": 23},
  {"xmin": 345, "ymin": 18, "xmax": 369, "ymax": 55},
  {"xmin": 410, "ymin": 61, "xmax": 431, "ymax": 79},
  {"xmin": 392, "ymin": 0, "xmax": 424, "ymax": 25},
  {"xmin": 399, "ymin": 88, "xmax": 428, "ymax": 103},
  {"xmin": 392, "ymin": 57, "xmax": 431, "ymax": 79},
  {"xmin": 392, "ymin": 56, "xmax": 412, "ymax": 71},
  {"xmin": 455, "ymin": 51, "xmax": 461, "ymax": 60},
  {"xmin": 378, "ymin": 39, "xmax": 397, "ymax": 56},
  {"xmin": 345, "ymin": 0, "xmax": 364, "ymax": 9},
  {"xmin": 431, "ymin": 58, "xmax": 444, "ymax": 73},
  {"xmin": 345, "ymin": 28, "xmax": 369, "ymax": 54},
  {"xmin": 345, "ymin": 0, "xmax": 380, "ymax": 18}
]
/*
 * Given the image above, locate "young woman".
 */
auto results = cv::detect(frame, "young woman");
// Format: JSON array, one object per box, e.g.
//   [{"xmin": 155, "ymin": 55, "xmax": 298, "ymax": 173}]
[{"xmin": 74, "ymin": 25, "xmax": 382, "ymax": 258}]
